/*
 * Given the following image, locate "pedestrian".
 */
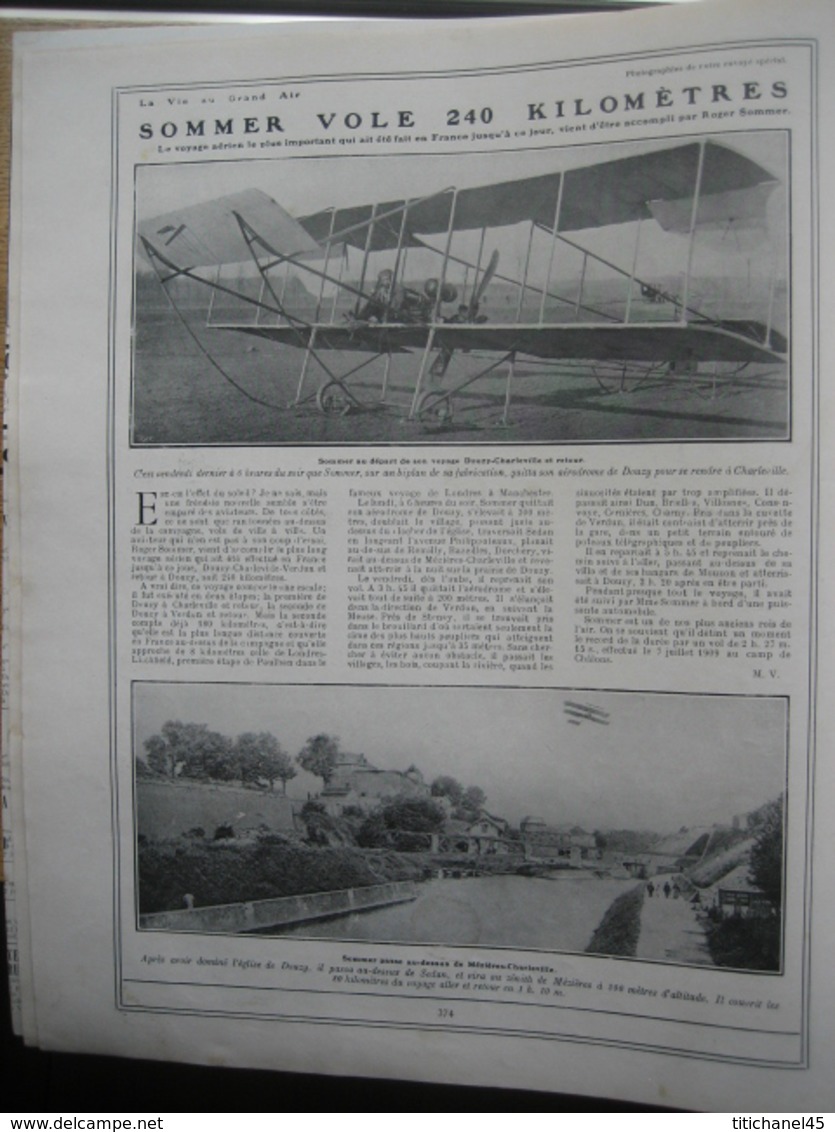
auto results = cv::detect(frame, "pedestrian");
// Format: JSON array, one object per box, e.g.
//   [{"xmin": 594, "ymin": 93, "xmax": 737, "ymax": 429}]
[
  {"xmin": 646, "ymin": 881, "xmax": 655, "ymax": 899},
  {"xmin": 663, "ymin": 881, "xmax": 671, "ymax": 899}
]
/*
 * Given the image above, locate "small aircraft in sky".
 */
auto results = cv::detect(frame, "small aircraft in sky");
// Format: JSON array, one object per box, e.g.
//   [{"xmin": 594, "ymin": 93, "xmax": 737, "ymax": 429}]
[
  {"xmin": 138, "ymin": 137, "xmax": 787, "ymax": 431},
  {"xmin": 564, "ymin": 700, "xmax": 611, "ymax": 727}
]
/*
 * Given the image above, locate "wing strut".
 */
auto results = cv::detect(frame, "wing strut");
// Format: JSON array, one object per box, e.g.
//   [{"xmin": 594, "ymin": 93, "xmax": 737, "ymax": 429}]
[
  {"xmin": 140, "ymin": 237, "xmax": 288, "ymax": 412},
  {"xmin": 680, "ymin": 139, "xmax": 707, "ymax": 326},
  {"xmin": 231, "ymin": 211, "xmax": 368, "ymax": 404},
  {"xmin": 539, "ymin": 171, "xmax": 566, "ymax": 323},
  {"xmin": 408, "ymin": 188, "xmax": 459, "ymax": 419}
]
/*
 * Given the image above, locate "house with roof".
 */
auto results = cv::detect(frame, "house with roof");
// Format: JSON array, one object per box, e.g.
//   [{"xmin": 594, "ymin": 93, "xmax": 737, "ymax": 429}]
[
  {"xmin": 710, "ymin": 864, "xmax": 774, "ymax": 919},
  {"xmin": 433, "ymin": 811, "xmax": 516, "ymax": 857},
  {"xmin": 466, "ymin": 811, "xmax": 513, "ymax": 855},
  {"xmin": 318, "ymin": 752, "xmax": 430, "ymax": 815},
  {"xmin": 520, "ymin": 816, "xmax": 597, "ymax": 864}
]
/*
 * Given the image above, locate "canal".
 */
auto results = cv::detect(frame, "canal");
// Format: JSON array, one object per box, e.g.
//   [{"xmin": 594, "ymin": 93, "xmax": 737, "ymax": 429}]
[{"xmin": 277, "ymin": 872, "xmax": 636, "ymax": 951}]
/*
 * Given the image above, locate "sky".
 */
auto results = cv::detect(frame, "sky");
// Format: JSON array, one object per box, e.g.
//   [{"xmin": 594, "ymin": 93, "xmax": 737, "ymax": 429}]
[{"xmin": 133, "ymin": 684, "xmax": 786, "ymax": 834}]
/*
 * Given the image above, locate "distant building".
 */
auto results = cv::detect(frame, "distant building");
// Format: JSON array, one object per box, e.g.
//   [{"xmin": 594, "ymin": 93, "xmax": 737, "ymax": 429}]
[
  {"xmin": 319, "ymin": 752, "xmax": 430, "ymax": 815},
  {"xmin": 435, "ymin": 811, "xmax": 514, "ymax": 857},
  {"xmin": 521, "ymin": 816, "xmax": 596, "ymax": 864},
  {"xmin": 620, "ymin": 855, "xmax": 653, "ymax": 880},
  {"xmin": 712, "ymin": 864, "xmax": 773, "ymax": 919},
  {"xmin": 466, "ymin": 812, "xmax": 512, "ymax": 855},
  {"xmin": 467, "ymin": 811, "xmax": 507, "ymax": 838}
]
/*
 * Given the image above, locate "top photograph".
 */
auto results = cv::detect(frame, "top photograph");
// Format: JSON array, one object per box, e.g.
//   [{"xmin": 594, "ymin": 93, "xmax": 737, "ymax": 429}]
[{"xmin": 132, "ymin": 131, "xmax": 789, "ymax": 446}]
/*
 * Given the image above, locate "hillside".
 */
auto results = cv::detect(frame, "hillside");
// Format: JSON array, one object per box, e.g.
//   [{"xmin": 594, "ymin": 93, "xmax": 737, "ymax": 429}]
[
  {"xmin": 687, "ymin": 836, "xmax": 755, "ymax": 888},
  {"xmin": 137, "ymin": 778, "xmax": 298, "ymax": 841}
]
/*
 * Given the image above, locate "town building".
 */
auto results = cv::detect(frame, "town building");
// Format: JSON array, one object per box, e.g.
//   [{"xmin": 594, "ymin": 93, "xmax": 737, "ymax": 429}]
[
  {"xmin": 520, "ymin": 816, "xmax": 597, "ymax": 864},
  {"xmin": 433, "ymin": 811, "xmax": 516, "ymax": 857},
  {"xmin": 319, "ymin": 752, "xmax": 430, "ymax": 815},
  {"xmin": 711, "ymin": 864, "xmax": 773, "ymax": 918}
]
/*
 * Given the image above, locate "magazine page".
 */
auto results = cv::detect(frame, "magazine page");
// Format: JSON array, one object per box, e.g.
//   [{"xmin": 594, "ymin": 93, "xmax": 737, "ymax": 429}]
[{"xmin": 6, "ymin": 0, "xmax": 835, "ymax": 1108}]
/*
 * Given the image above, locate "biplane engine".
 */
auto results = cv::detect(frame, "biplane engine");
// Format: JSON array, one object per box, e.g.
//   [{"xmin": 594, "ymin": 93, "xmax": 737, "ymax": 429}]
[{"xmin": 423, "ymin": 278, "xmax": 458, "ymax": 305}]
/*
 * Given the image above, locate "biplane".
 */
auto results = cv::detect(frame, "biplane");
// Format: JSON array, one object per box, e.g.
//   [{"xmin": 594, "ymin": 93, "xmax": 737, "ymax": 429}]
[
  {"xmin": 137, "ymin": 137, "xmax": 787, "ymax": 434},
  {"xmin": 564, "ymin": 700, "xmax": 610, "ymax": 727}
]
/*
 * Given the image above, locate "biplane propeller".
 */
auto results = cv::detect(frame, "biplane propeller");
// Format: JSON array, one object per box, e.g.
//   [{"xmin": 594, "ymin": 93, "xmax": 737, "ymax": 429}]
[
  {"xmin": 427, "ymin": 247, "xmax": 498, "ymax": 379},
  {"xmin": 138, "ymin": 138, "xmax": 787, "ymax": 432}
]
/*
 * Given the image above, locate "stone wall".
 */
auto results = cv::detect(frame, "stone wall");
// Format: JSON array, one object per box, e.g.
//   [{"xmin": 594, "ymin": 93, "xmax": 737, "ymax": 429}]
[{"xmin": 139, "ymin": 879, "xmax": 419, "ymax": 933}]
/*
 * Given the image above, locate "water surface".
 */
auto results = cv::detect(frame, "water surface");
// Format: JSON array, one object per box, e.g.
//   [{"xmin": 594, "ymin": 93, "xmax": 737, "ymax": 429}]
[{"xmin": 278, "ymin": 872, "xmax": 634, "ymax": 952}]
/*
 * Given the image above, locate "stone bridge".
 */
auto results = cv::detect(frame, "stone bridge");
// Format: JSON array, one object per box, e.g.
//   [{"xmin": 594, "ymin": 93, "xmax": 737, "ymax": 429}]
[{"xmin": 429, "ymin": 831, "xmax": 522, "ymax": 857}]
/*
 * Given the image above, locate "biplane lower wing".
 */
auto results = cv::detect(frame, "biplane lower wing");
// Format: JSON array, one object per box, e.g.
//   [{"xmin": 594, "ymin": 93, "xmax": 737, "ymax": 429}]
[
  {"xmin": 428, "ymin": 320, "xmax": 787, "ymax": 364},
  {"xmin": 218, "ymin": 319, "xmax": 786, "ymax": 365},
  {"xmin": 211, "ymin": 323, "xmax": 419, "ymax": 353}
]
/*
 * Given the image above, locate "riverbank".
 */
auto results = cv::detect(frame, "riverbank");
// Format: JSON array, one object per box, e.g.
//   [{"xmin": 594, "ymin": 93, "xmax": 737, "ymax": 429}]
[
  {"xmin": 138, "ymin": 828, "xmax": 541, "ymax": 914},
  {"xmin": 140, "ymin": 880, "xmax": 419, "ymax": 933},
  {"xmin": 138, "ymin": 836, "xmax": 428, "ymax": 914},
  {"xmin": 585, "ymin": 882, "xmax": 645, "ymax": 958}
]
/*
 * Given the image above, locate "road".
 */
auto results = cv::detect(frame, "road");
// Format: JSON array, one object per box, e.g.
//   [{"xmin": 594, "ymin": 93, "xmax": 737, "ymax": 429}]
[{"xmin": 637, "ymin": 888, "xmax": 713, "ymax": 965}]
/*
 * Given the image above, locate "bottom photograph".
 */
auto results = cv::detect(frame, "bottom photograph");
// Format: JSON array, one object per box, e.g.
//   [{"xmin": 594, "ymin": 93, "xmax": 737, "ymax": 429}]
[{"xmin": 133, "ymin": 683, "xmax": 786, "ymax": 973}]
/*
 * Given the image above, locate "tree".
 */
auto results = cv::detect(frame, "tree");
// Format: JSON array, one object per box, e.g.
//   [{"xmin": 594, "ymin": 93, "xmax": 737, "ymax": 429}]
[
  {"xmin": 235, "ymin": 731, "xmax": 295, "ymax": 792},
  {"xmin": 748, "ymin": 795, "xmax": 784, "ymax": 910},
  {"xmin": 272, "ymin": 750, "xmax": 297, "ymax": 795},
  {"xmin": 429, "ymin": 776, "xmax": 487, "ymax": 821},
  {"xmin": 381, "ymin": 796, "xmax": 446, "ymax": 832},
  {"xmin": 193, "ymin": 728, "xmax": 236, "ymax": 782},
  {"xmin": 430, "ymin": 775, "xmax": 464, "ymax": 806},
  {"xmin": 144, "ymin": 733, "xmax": 176, "ymax": 779},
  {"xmin": 143, "ymin": 720, "xmax": 233, "ymax": 781},
  {"xmin": 453, "ymin": 784, "xmax": 487, "ymax": 822},
  {"xmin": 357, "ymin": 795, "xmax": 445, "ymax": 849},
  {"xmin": 297, "ymin": 733, "xmax": 341, "ymax": 784},
  {"xmin": 463, "ymin": 784, "xmax": 486, "ymax": 811}
]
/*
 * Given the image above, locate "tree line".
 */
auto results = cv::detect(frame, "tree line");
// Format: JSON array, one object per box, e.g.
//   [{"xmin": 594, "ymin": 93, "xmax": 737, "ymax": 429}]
[
  {"xmin": 141, "ymin": 721, "xmax": 297, "ymax": 793},
  {"xmin": 747, "ymin": 794, "xmax": 783, "ymax": 912},
  {"xmin": 139, "ymin": 721, "xmax": 490, "ymax": 820},
  {"xmin": 140, "ymin": 724, "xmax": 369, "ymax": 795}
]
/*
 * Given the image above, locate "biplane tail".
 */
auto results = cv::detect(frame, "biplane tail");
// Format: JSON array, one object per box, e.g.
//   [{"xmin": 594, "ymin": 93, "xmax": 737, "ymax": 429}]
[{"xmin": 138, "ymin": 188, "xmax": 320, "ymax": 267}]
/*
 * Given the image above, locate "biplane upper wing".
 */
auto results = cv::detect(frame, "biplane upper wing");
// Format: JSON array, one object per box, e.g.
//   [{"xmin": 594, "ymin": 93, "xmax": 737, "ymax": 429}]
[
  {"xmin": 648, "ymin": 181, "xmax": 777, "ymax": 233},
  {"xmin": 139, "ymin": 141, "xmax": 777, "ymax": 265},
  {"xmin": 138, "ymin": 188, "xmax": 320, "ymax": 266},
  {"xmin": 297, "ymin": 141, "xmax": 777, "ymax": 248}
]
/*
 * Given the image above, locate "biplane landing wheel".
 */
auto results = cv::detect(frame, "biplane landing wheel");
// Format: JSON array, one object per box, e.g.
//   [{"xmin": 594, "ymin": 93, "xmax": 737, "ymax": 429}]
[
  {"xmin": 592, "ymin": 361, "xmax": 667, "ymax": 395},
  {"xmin": 317, "ymin": 381, "xmax": 353, "ymax": 417},
  {"xmin": 667, "ymin": 359, "xmax": 700, "ymax": 377},
  {"xmin": 417, "ymin": 390, "xmax": 454, "ymax": 430},
  {"xmin": 689, "ymin": 360, "xmax": 751, "ymax": 400}
]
